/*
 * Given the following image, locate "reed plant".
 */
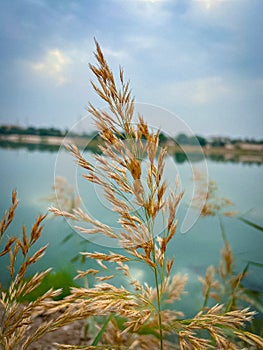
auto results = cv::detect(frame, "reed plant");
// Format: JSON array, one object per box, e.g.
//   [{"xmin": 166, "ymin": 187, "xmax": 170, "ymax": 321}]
[
  {"xmin": 50, "ymin": 40, "xmax": 263, "ymax": 349},
  {"xmin": 1, "ymin": 40, "xmax": 262, "ymax": 349},
  {"xmin": 0, "ymin": 192, "xmax": 98, "ymax": 349},
  {"xmin": 197, "ymin": 177, "xmax": 263, "ymax": 335}
]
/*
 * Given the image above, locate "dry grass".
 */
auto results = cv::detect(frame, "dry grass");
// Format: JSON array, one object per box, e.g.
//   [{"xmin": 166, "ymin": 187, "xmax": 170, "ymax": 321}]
[
  {"xmin": 50, "ymin": 40, "xmax": 262, "ymax": 349},
  {"xmin": 0, "ymin": 192, "xmax": 97, "ymax": 350},
  {"xmin": 1, "ymin": 40, "xmax": 262, "ymax": 349},
  {"xmin": 47, "ymin": 176, "xmax": 81, "ymax": 213}
]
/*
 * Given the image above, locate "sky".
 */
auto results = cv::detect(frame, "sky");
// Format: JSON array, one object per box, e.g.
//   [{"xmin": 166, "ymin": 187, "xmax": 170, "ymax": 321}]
[{"xmin": 0, "ymin": 0, "xmax": 262, "ymax": 139}]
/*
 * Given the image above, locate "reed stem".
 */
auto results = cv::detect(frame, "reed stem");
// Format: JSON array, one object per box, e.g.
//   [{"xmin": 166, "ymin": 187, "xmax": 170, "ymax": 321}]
[{"xmin": 154, "ymin": 267, "xmax": 164, "ymax": 350}]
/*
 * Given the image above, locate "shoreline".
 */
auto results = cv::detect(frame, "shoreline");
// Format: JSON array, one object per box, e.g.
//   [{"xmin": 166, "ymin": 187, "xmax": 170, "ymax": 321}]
[{"xmin": 0, "ymin": 134, "xmax": 262, "ymax": 164}]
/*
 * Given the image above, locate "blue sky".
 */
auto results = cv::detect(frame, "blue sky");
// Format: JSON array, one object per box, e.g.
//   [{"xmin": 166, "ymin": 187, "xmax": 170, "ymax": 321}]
[{"xmin": 0, "ymin": 0, "xmax": 262, "ymax": 138}]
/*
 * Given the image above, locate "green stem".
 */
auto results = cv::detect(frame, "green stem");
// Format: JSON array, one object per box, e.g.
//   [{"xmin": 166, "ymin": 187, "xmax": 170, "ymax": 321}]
[
  {"xmin": 151, "ymin": 232, "xmax": 163, "ymax": 349},
  {"xmin": 147, "ymin": 214, "xmax": 164, "ymax": 350},
  {"xmin": 91, "ymin": 314, "xmax": 113, "ymax": 346},
  {"xmin": 202, "ymin": 286, "xmax": 210, "ymax": 309},
  {"xmin": 218, "ymin": 215, "xmax": 228, "ymax": 244},
  {"xmin": 154, "ymin": 266, "xmax": 164, "ymax": 350}
]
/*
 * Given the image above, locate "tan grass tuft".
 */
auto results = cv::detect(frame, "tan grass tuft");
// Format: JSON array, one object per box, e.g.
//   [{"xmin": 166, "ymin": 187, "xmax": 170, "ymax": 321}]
[
  {"xmin": 1, "ymin": 41, "xmax": 262, "ymax": 350},
  {"xmin": 48, "ymin": 40, "xmax": 262, "ymax": 350}
]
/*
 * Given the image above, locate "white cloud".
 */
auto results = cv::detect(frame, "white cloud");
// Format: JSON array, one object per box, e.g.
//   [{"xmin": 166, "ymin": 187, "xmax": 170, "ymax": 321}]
[
  {"xmin": 103, "ymin": 47, "xmax": 127, "ymax": 60},
  {"xmin": 126, "ymin": 35, "xmax": 157, "ymax": 50},
  {"xmin": 187, "ymin": 0, "xmax": 250, "ymax": 31},
  {"xmin": 188, "ymin": 76, "xmax": 231, "ymax": 105},
  {"xmin": 116, "ymin": 0, "xmax": 174, "ymax": 24},
  {"xmin": 163, "ymin": 76, "xmax": 232, "ymax": 106},
  {"xmin": 192, "ymin": 0, "xmax": 223, "ymax": 11},
  {"xmin": 141, "ymin": 0, "xmax": 171, "ymax": 3},
  {"xmin": 31, "ymin": 49, "xmax": 70, "ymax": 85},
  {"xmin": 170, "ymin": 76, "xmax": 263, "ymax": 108}
]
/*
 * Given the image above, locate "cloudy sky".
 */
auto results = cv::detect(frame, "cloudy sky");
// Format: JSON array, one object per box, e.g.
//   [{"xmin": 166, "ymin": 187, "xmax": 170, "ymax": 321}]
[{"xmin": 0, "ymin": 0, "xmax": 262, "ymax": 138}]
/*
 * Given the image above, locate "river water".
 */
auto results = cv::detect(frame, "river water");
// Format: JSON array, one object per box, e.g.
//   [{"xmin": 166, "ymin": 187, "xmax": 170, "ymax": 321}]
[{"xmin": 0, "ymin": 145, "xmax": 262, "ymax": 316}]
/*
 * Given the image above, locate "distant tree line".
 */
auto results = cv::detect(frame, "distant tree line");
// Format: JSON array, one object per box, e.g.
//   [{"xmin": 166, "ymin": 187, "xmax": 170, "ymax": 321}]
[
  {"xmin": 173, "ymin": 133, "xmax": 263, "ymax": 146},
  {"xmin": 0, "ymin": 125, "xmax": 262, "ymax": 146},
  {"xmin": 0, "ymin": 125, "xmax": 64, "ymax": 137}
]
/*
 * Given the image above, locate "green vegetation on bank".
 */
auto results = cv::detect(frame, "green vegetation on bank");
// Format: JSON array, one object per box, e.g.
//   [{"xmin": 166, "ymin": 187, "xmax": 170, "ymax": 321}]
[
  {"xmin": 0, "ymin": 124, "xmax": 262, "ymax": 148},
  {"xmin": 0, "ymin": 125, "xmax": 65, "ymax": 137}
]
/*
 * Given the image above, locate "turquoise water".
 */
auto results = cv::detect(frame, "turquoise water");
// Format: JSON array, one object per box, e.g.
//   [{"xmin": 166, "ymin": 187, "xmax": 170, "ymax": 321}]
[{"xmin": 0, "ymin": 146, "xmax": 262, "ymax": 316}]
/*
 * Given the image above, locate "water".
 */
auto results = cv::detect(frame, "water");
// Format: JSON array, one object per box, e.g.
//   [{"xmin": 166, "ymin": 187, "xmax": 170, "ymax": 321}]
[{"xmin": 0, "ymin": 146, "xmax": 262, "ymax": 316}]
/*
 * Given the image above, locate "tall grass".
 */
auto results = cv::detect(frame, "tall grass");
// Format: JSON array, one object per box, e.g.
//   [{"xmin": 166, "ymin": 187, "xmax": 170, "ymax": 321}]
[
  {"xmin": 50, "ymin": 40, "xmax": 263, "ymax": 349},
  {"xmin": 0, "ymin": 40, "xmax": 262, "ymax": 349}
]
